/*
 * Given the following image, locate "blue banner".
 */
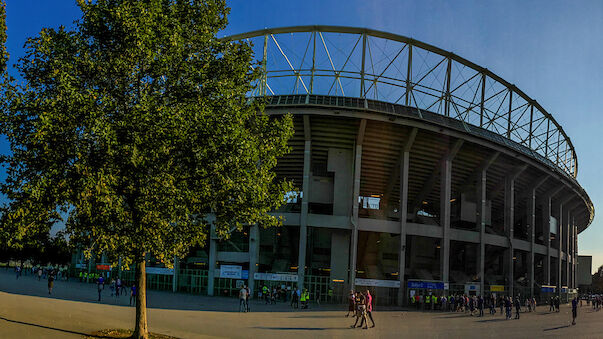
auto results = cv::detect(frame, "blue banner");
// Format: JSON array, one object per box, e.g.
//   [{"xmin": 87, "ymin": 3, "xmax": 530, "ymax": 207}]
[
  {"xmin": 407, "ymin": 281, "xmax": 444, "ymax": 289},
  {"xmin": 541, "ymin": 286, "xmax": 556, "ymax": 293}
]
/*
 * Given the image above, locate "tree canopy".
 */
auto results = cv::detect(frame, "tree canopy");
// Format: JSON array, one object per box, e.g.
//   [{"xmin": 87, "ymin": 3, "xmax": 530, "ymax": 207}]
[{"xmin": 0, "ymin": 0, "xmax": 292, "ymax": 337}]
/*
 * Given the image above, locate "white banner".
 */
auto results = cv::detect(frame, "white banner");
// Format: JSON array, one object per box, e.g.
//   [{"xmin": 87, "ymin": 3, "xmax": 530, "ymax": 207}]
[
  {"xmin": 254, "ymin": 272, "xmax": 298, "ymax": 282},
  {"xmin": 220, "ymin": 265, "xmax": 242, "ymax": 279},
  {"xmin": 355, "ymin": 278, "xmax": 400, "ymax": 288},
  {"xmin": 146, "ymin": 267, "xmax": 174, "ymax": 275}
]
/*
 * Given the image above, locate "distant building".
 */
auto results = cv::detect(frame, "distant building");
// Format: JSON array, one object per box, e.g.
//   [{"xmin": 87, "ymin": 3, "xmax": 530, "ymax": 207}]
[{"xmin": 577, "ymin": 255, "xmax": 592, "ymax": 290}]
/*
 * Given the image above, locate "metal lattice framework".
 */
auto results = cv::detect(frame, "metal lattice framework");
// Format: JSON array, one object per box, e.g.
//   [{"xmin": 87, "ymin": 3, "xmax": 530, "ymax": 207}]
[{"xmin": 226, "ymin": 26, "xmax": 578, "ymax": 178}]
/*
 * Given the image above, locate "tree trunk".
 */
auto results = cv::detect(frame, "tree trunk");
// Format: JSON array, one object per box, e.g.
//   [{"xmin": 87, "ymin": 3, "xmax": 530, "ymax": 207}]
[{"xmin": 133, "ymin": 255, "xmax": 149, "ymax": 339}]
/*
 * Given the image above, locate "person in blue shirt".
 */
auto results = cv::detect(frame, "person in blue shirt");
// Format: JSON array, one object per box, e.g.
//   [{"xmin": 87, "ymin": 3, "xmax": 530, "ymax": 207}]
[
  {"xmin": 97, "ymin": 275, "xmax": 104, "ymax": 301},
  {"xmin": 130, "ymin": 284, "xmax": 137, "ymax": 306}
]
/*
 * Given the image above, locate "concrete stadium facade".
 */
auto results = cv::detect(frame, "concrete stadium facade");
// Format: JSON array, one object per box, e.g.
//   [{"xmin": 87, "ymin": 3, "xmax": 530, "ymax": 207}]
[{"xmin": 205, "ymin": 26, "xmax": 595, "ymax": 305}]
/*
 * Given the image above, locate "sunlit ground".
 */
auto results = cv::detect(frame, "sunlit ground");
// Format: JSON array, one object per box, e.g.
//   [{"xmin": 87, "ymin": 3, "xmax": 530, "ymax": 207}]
[{"xmin": 0, "ymin": 270, "xmax": 600, "ymax": 338}]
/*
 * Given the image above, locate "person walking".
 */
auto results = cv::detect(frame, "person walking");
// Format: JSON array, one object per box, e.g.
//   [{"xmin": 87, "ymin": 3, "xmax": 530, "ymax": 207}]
[
  {"xmin": 550, "ymin": 297, "xmax": 555, "ymax": 312},
  {"xmin": 346, "ymin": 291, "xmax": 355, "ymax": 317},
  {"xmin": 116, "ymin": 278, "xmax": 122, "ymax": 298},
  {"xmin": 478, "ymin": 295, "xmax": 484, "ymax": 317},
  {"xmin": 296, "ymin": 287, "xmax": 301, "ymax": 309},
  {"xmin": 315, "ymin": 289, "xmax": 321, "ymax": 306},
  {"xmin": 47, "ymin": 270, "xmax": 55, "ymax": 295},
  {"xmin": 245, "ymin": 285, "xmax": 251, "ymax": 312},
  {"xmin": 572, "ymin": 297, "xmax": 578, "ymax": 325},
  {"xmin": 130, "ymin": 284, "xmax": 137, "ymax": 306},
  {"xmin": 15, "ymin": 265, "xmax": 21, "ymax": 280},
  {"xmin": 351, "ymin": 292, "xmax": 368, "ymax": 329},
  {"xmin": 514, "ymin": 296, "xmax": 521, "ymax": 319},
  {"xmin": 505, "ymin": 297, "xmax": 512, "ymax": 320},
  {"xmin": 97, "ymin": 275, "xmax": 104, "ymax": 302},
  {"xmin": 364, "ymin": 290, "xmax": 376, "ymax": 328},
  {"xmin": 239, "ymin": 285, "xmax": 248, "ymax": 312}
]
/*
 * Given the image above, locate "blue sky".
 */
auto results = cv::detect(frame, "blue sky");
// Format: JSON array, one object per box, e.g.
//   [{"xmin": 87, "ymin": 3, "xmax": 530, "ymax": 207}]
[{"xmin": 4, "ymin": 1, "xmax": 603, "ymax": 272}]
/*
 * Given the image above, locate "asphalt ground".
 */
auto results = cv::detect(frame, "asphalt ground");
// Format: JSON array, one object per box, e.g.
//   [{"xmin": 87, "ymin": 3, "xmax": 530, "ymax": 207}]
[{"xmin": 0, "ymin": 269, "xmax": 601, "ymax": 338}]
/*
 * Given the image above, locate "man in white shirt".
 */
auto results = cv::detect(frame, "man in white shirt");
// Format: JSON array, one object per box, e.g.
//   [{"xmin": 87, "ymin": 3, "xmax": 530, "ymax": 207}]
[{"xmin": 239, "ymin": 285, "xmax": 248, "ymax": 312}]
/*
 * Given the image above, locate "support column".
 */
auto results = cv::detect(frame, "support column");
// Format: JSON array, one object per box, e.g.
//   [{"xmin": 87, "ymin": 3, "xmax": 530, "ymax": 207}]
[
  {"xmin": 527, "ymin": 188, "xmax": 536, "ymax": 299},
  {"xmin": 349, "ymin": 119, "xmax": 366, "ymax": 291},
  {"xmin": 207, "ymin": 223, "xmax": 217, "ymax": 296},
  {"xmin": 298, "ymin": 116, "xmax": 311, "ymax": 290},
  {"xmin": 543, "ymin": 196, "xmax": 552, "ymax": 285},
  {"xmin": 440, "ymin": 156, "xmax": 452, "ymax": 285},
  {"xmin": 477, "ymin": 170, "xmax": 487, "ymax": 297},
  {"xmin": 557, "ymin": 202, "xmax": 563, "ymax": 297},
  {"xmin": 172, "ymin": 256, "xmax": 179, "ymax": 293},
  {"xmin": 573, "ymin": 220, "xmax": 577, "ymax": 289},
  {"xmin": 503, "ymin": 176, "xmax": 514, "ymax": 297},
  {"xmin": 397, "ymin": 128, "xmax": 416, "ymax": 306},
  {"xmin": 248, "ymin": 224, "xmax": 259, "ymax": 297},
  {"xmin": 564, "ymin": 210, "xmax": 572, "ymax": 288}
]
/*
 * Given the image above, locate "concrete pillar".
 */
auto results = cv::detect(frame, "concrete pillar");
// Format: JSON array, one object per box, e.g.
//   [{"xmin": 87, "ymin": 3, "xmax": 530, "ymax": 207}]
[
  {"xmin": 396, "ymin": 128, "xmax": 416, "ymax": 306},
  {"xmin": 440, "ymin": 157, "xmax": 452, "ymax": 285},
  {"xmin": 349, "ymin": 142, "xmax": 363, "ymax": 290},
  {"xmin": 207, "ymin": 223, "xmax": 217, "ymax": 296},
  {"xmin": 573, "ymin": 221, "xmax": 577, "ymax": 289},
  {"xmin": 527, "ymin": 189, "xmax": 536, "ymax": 299},
  {"xmin": 248, "ymin": 224, "xmax": 259, "ymax": 297},
  {"xmin": 172, "ymin": 256, "xmax": 179, "ymax": 293},
  {"xmin": 557, "ymin": 203, "xmax": 563, "ymax": 296},
  {"xmin": 543, "ymin": 196, "xmax": 551, "ymax": 285},
  {"xmin": 477, "ymin": 170, "xmax": 487, "ymax": 297},
  {"xmin": 563, "ymin": 211, "xmax": 572, "ymax": 288},
  {"xmin": 503, "ymin": 176, "xmax": 514, "ymax": 297},
  {"xmin": 349, "ymin": 120, "xmax": 366, "ymax": 291},
  {"xmin": 397, "ymin": 148, "xmax": 410, "ymax": 305},
  {"xmin": 298, "ymin": 116, "xmax": 311, "ymax": 290}
]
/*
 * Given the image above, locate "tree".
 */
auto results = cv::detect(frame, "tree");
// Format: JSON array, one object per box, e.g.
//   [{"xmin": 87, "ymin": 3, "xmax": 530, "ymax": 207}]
[{"xmin": 0, "ymin": 1, "xmax": 293, "ymax": 338}]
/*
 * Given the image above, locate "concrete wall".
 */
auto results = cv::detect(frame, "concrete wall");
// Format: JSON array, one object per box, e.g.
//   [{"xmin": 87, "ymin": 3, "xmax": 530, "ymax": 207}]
[{"xmin": 577, "ymin": 255, "xmax": 592, "ymax": 286}]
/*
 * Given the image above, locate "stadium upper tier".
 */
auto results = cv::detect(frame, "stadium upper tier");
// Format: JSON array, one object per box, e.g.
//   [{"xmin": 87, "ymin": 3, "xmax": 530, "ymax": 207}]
[{"xmin": 226, "ymin": 26, "xmax": 578, "ymax": 178}]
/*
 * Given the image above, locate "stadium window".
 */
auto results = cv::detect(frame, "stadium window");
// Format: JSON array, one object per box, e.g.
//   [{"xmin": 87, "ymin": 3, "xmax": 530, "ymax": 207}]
[{"xmin": 358, "ymin": 196, "xmax": 381, "ymax": 210}]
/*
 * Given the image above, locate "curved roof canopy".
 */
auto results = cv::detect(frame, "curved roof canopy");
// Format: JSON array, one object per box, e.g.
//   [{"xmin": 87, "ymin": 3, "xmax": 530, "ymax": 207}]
[{"xmin": 226, "ymin": 26, "xmax": 579, "ymax": 179}]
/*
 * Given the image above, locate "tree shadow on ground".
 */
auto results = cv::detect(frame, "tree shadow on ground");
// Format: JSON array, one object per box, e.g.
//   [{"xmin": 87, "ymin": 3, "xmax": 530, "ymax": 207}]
[{"xmin": 0, "ymin": 315, "xmax": 102, "ymax": 338}]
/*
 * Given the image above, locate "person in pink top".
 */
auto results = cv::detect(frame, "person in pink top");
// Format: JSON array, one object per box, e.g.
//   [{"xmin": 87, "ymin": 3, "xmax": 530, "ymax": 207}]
[{"xmin": 364, "ymin": 289, "xmax": 376, "ymax": 328}]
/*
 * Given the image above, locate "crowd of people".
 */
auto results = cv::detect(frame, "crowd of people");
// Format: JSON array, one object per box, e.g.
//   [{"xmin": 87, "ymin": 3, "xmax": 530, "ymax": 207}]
[{"xmin": 237, "ymin": 284, "xmax": 320, "ymax": 312}]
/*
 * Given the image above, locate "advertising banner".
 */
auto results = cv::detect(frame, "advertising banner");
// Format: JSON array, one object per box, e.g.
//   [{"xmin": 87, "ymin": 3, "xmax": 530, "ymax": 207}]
[
  {"xmin": 220, "ymin": 265, "xmax": 242, "ymax": 279},
  {"xmin": 407, "ymin": 281, "xmax": 445, "ymax": 290},
  {"xmin": 146, "ymin": 267, "xmax": 174, "ymax": 275},
  {"xmin": 254, "ymin": 272, "xmax": 298, "ymax": 282},
  {"xmin": 490, "ymin": 285, "xmax": 505, "ymax": 292},
  {"xmin": 355, "ymin": 278, "xmax": 400, "ymax": 288}
]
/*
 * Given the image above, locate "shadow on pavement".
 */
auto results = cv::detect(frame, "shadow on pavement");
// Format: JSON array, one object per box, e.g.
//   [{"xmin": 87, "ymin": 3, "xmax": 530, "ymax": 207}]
[
  {"xmin": 543, "ymin": 325, "xmax": 571, "ymax": 331},
  {"xmin": 0, "ymin": 315, "xmax": 101, "ymax": 338},
  {"xmin": 0, "ymin": 270, "xmax": 347, "ymax": 313},
  {"xmin": 476, "ymin": 318, "xmax": 509, "ymax": 323},
  {"xmin": 254, "ymin": 326, "xmax": 348, "ymax": 331}
]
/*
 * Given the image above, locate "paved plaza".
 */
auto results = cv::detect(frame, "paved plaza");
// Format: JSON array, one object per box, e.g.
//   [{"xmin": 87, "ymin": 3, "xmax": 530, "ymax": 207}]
[{"xmin": 0, "ymin": 270, "xmax": 601, "ymax": 338}]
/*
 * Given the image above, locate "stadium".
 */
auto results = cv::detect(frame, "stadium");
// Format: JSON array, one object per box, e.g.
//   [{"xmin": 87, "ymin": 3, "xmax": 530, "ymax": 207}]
[{"xmin": 74, "ymin": 26, "xmax": 595, "ymax": 306}]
